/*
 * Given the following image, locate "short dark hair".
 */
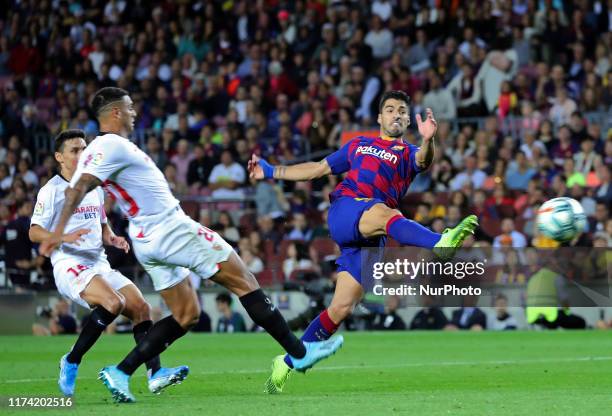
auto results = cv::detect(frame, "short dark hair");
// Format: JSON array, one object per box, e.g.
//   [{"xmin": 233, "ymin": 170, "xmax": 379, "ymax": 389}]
[
  {"xmin": 55, "ymin": 129, "xmax": 85, "ymax": 152},
  {"xmin": 379, "ymin": 90, "xmax": 410, "ymax": 113},
  {"xmin": 215, "ymin": 292, "xmax": 232, "ymax": 306},
  {"xmin": 91, "ymin": 87, "xmax": 129, "ymax": 117}
]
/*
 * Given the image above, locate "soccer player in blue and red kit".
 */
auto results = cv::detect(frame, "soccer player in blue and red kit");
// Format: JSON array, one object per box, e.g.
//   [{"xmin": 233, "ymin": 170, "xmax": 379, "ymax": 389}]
[{"xmin": 248, "ymin": 90, "xmax": 478, "ymax": 393}]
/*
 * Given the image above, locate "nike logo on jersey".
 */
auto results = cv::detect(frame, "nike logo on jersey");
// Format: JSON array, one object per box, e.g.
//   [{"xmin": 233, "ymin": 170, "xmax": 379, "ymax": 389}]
[{"xmin": 355, "ymin": 145, "xmax": 399, "ymax": 164}]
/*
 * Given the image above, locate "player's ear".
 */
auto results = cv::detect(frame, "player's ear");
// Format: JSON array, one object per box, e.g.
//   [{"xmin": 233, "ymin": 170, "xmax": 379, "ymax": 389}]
[
  {"xmin": 54, "ymin": 151, "xmax": 62, "ymax": 165},
  {"xmin": 377, "ymin": 113, "xmax": 381, "ymax": 125}
]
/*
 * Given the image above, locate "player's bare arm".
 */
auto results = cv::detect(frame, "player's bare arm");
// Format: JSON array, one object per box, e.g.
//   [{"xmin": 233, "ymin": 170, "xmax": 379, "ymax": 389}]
[
  {"xmin": 248, "ymin": 154, "xmax": 331, "ymax": 181},
  {"xmin": 40, "ymin": 173, "xmax": 102, "ymax": 256},
  {"xmin": 29, "ymin": 224, "xmax": 90, "ymax": 245},
  {"xmin": 414, "ymin": 108, "xmax": 437, "ymax": 171}
]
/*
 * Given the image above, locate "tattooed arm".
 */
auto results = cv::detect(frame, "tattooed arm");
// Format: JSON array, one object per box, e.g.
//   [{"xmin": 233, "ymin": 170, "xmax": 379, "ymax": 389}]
[{"xmin": 40, "ymin": 174, "xmax": 102, "ymax": 256}]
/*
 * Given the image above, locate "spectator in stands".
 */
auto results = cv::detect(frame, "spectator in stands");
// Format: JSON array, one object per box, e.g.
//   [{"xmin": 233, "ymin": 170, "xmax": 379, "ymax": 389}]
[
  {"xmin": 447, "ymin": 62, "xmax": 483, "ymax": 117},
  {"xmin": 2, "ymin": 200, "xmax": 39, "ymax": 289},
  {"xmin": 215, "ymin": 293, "xmax": 246, "ymax": 333},
  {"xmin": 493, "ymin": 218, "xmax": 527, "ymax": 248},
  {"xmin": 253, "ymin": 178, "xmax": 288, "ymax": 219},
  {"xmin": 364, "ymin": 16, "xmax": 394, "ymax": 61},
  {"xmin": 446, "ymin": 297, "xmax": 487, "ymax": 331},
  {"xmin": 574, "ymin": 136, "xmax": 602, "ymax": 175},
  {"xmin": 170, "ymin": 139, "xmax": 194, "ymax": 187},
  {"xmin": 16, "ymin": 158, "xmax": 38, "ymax": 190},
  {"xmin": 593, "ymin": 165, "xmax": 611, "ymax": 203},
  {"xmin": 283, "ymin": 241, "xmax": 315, "ymax": 280},
  {"xmin": 214, "ymin": 211, "xmax": 240, "ymax": 246},
  {"xmin": 423, "ymin": 72, "xmax": 456, "ymax": 120},
  {"xmin": 429, "ymin": 155, "xmax": 454, "ymax": 192},
  {"xmin": 371, "ymin": 295, "xmax": 406, "ymax": 330},
  {"xmin": 145, "ymin": 135, "xmax": 168, "ymax": 171},
  {"xmin": 505, "ymin": 151, "xmax": 537, "ymax": 191},
  {"xmin": 588, "ymin": 202, "xmax": 609, "ymax": 235},
  {"xmin": 0, "ymin": 163, "xmax": 12, "ymax": 193},
  {"xmin": 186, "ymin": 143, "xmax": 214, "ymax": 190},
  {"xmin": 488, "ymin": 294, "xmax": 518, "ymax": 330},
  {"xmin": 208, "ymin": 150, "xmax": 246, "ymax": 199},
  {"xmin": 550, "ymin": 88, "xmax": 578, "ymax": 125},
  {"xmin": 446, "ymin": 132, "xmax": 475, "ymax": 169},
  {"xmin": 410, "ymin": 295, "xmax": 448, "ymax": 330},
  {"xmin": 163, "ymin": 163, "xmax": 187, "ymax": 195},
  {"xmin": 445, "ymin": 205, "xmax": 462, "ymax": 228},
  {"xmin": 450, "ymin": 155, "xmax": 486, "ymax": 191},
  {"xmin": 286, "ymin": 213, "xmax": 313, "ymax": 241},
  {"xmin": 257, "ymin": 215, "xmax": 282, "ymax": 247},
  {"xmin": 32, "ymin": 299, "xmax": 78, "ymax": 336},
  {"xmin": 241, "ymin": 248, "xmax": 264, "ymax": 275}
]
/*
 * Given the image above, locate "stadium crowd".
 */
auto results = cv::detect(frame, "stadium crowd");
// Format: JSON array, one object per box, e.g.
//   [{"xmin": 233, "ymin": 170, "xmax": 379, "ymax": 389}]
[{"xmin": 0, "ymin": 0, "xmax": 610, "ymax": 292}]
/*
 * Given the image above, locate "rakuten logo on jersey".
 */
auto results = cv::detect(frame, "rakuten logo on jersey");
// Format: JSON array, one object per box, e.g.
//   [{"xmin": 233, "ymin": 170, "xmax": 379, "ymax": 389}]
[{"xmin": 355, "ymin": 145, "xmax": 398, "ymax": 164}]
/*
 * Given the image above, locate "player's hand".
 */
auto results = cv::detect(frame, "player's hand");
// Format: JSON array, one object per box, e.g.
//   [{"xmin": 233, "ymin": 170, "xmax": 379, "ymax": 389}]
[
  {"xmin": 62, "ymin": 228, "xmax": 90, "ymax": 245},
  {"xmin": 109, "ymin": 235, "xmax": 130, "ymax": 253},
  {"xmin": 416, "ymin": 108, "xmax": 438, "ymax": 141},
  {"xmin": 40, "ymin": 232, "xmax": 63, "ymax": 257},
  {"xmin": 248, "ymin": 154, "xmax": 265, "ymax": 180}
]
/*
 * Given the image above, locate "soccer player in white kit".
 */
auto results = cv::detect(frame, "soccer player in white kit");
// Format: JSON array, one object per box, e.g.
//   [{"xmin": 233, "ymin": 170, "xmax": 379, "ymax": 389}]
[
  {"xmin": 40, "ymin": 87, "xmax": 343, "ymax": 403},
  {"xmin": 31, "ymin": 129, "xmax": 188, "ymax": 397}
]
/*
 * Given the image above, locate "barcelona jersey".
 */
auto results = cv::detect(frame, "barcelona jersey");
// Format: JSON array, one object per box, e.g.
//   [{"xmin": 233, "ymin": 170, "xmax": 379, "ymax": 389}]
[{"xmin": 325, "ymin": 136, "xmax": 422, "ymax": 209}]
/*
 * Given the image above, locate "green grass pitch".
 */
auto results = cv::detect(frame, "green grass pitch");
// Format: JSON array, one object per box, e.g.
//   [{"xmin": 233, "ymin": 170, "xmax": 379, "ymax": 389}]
[{"xmin": 1, "ymin": 331, "xmax": 611, "ymax": 415}]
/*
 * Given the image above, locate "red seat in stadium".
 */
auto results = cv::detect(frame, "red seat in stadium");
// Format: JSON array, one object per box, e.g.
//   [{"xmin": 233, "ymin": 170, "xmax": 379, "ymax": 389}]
[
  {"xmin": 480, "ymin": 217, "xmax": 502, "ymax": 238},
  {"xmin": 239, "ymin": 212, "xmax": 256, "ymax": 234},
  {"xmin": 255, "ymin": 269, "xmax": 275, "ymax": 287},
  {"xmin": 311, "ymin": 237, "xmax": 338, "ymax": 257},
  {"xmin": 498, "ymin": 205, "xmax": 516, "ymax": 218},
  {"xmin": 278, "ymin": 239, "xmax": 305, "ymax": 260},
  {"xmin": 288, "ymin": 268, "xmax": 318, "ymax": 281}
]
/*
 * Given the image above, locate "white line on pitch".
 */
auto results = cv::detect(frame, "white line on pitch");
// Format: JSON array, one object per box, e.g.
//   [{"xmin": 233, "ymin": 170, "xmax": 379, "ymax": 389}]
[{"xmin": 3, "ymin": 356, "xmax": 612, "ymax": 385}]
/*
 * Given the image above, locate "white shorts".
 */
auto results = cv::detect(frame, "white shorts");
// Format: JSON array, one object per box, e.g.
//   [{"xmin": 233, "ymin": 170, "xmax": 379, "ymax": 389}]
[
  {"xmin": 129, "ymin": 206, "xmax": 233, "ymax": 291},
  {"xmin": 53, "ymin": 257, "xmax": 132, "ymax": 309}
]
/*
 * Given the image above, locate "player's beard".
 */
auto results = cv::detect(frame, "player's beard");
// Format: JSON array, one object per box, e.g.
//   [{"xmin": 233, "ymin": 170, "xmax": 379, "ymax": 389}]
[{"xmin": 384, "ymin": 122, "xmax": 404, "ymax": 138}]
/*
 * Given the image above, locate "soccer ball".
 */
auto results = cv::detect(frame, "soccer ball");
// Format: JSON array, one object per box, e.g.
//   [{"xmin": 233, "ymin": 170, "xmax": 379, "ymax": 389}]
[{"xmin": 536, "ymin": 197, "xmax": 587, "ymax": 242}]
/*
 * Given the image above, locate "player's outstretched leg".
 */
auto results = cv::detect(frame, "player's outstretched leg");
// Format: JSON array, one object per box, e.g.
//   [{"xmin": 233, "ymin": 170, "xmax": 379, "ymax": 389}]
[
  {"xmin": 118, "ymin": 284, "xmax": 190, "ymax": 395},
  {"xmin": 265, "ymin": 272, "xmax": 360, "ymax": 394},
  {"xmin": 359, "ymin": 203, "xmax": 478, "ymax": 259},
  {"xmin": 211, "ymin": 253, "xmax": 344, "ymax": 384},
  {"xmin": 59, "ymin": 276, "xmax": 124, "ymax": 396},
  {"xmin": 99, "ymin": 278, "xmax": 199, "ymax": 403}
]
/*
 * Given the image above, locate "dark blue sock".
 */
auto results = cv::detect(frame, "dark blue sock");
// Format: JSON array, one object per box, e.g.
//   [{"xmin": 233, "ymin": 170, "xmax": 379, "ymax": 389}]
[
  {"xmin": 386, "ymin": 215, "xmax": 441, "ymax": 249},
  {"xmin": 284, "ymin": 310, "xmax": 338, "ymax": 368}
]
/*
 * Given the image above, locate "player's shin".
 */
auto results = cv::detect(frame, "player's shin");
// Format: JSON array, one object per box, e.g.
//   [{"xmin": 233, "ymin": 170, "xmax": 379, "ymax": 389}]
[
  {"xmin": 386, "ymin": 214, "xmax": 441, "ymax": 248},
  {"xmin": 239, "ymin": 289, "xmax": 306, "ymax": 359},
  {"xmin": 132, "ymin": 320, "xmax": 161, "ymax": 377},
  {"xmin": 117, "ymin": 316, "xmax": 187, "ymax": 375},
  {"xmin": 67, "ymin": 306, "xmax": 117, "ymax": 364}
]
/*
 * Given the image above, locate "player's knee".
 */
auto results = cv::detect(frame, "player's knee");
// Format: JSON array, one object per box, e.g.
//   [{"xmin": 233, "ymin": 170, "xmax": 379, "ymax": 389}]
[
  {"xmin": 382, "ymin": 208, "xmax": 402, "ymax": 223},
  {"xmin": 176, "ymin": 301, "xmax": 201, "ymax": 329},
  {"xmin": 133, "ymin": 300, "xmax": 151, "ymax": 322},
  {"xmin": 104, "ymin": 293, "xmax": 125, "ymax": 315}
]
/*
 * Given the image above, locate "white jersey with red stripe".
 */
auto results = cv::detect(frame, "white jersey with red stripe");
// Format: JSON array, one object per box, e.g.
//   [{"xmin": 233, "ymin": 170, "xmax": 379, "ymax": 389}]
[
  {"xmin": 71, "ymin": 133, "xmax": 180, "ymax": 225},
  {"xmin": 71, "ymin": 132, "xmax": 233, "ymax": 292},
  {"xmin": 31, "ymin": 175, "xmax": 107, "ymax": 266}
]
